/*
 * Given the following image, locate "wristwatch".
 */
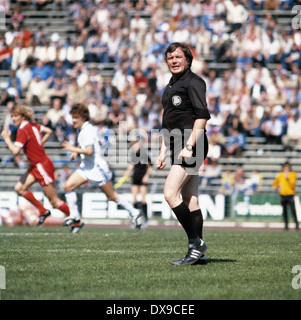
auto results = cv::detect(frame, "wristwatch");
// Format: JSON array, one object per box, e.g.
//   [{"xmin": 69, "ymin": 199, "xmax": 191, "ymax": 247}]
[{"xmin": 185, "ymin": 144, "xmax": 193, "ymax": 151}]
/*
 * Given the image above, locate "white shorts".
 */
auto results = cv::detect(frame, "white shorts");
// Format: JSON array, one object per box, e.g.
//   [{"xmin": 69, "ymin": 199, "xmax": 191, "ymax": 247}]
[{"xmin": 77, "ymin": 161, "xmax": 112, "ymax": 187}]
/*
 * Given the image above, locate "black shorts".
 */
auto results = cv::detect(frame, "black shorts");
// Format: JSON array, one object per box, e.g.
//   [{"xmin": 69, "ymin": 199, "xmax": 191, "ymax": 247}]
[
  {"xmin": 132, "ymin": 174, "xmax": 148, "ymax": 186},
  {"xmin": 170, "ymin": 133, "xmax": 208, "ymax": 170}
]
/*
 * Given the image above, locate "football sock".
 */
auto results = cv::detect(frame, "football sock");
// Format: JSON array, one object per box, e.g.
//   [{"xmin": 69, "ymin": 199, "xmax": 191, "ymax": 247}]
[
  {"xmin": 57, "ymin": 201, "xmax": 70, "ymax": 217},
  {"xmin": 23, "ymin": 190, "xmax": 48, "ymax": 215},
  {"xmin": 117, "ymin": 194, "xmax": 137, "ymax": 217},
  {"xmin": 190, "ymin": 209, "xmax": 203, "ymax": 240},
  {"xmin": 65, "ymin": 192, "xmax": 80, "ymax": 220},
  {"xmin": 290, "ymin": 203, "xmax": 299, "ymax": 228},
  {"xmin": 172, "ymin": 202, "xmax": 200, "ymax": 246},
  {"xmin": 142, "ymin": 203, "xmax": 148, "ymax": 221},
  {"xmin": 72, "ymin": 219, "xmax": 81, "ymax": 227}
]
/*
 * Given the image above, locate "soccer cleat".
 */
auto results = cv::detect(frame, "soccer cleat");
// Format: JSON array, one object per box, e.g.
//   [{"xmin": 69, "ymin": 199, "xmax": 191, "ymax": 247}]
[
  {"xmin": 132, "ymin": 210, "xmax": 144, "ymax": 230},
  {"xmin": 170, "ymin": 254, "xmax": 208, "ymax": 266},
  {"xmin": 61, "ymin": 218, "xmax": 76, "ymax": 227},
  {"xmin": 36, "ymin": 210, "xmax": 51, "ymax": 226},
  {"xmin": 170, "ymin": 241, "xmax": 207, "ymax": 266},
  {"xmin": 70, "ymin": 221, "xmax": 85, "ymax": 234},
  {"xmin": 193, "ymin": 254, "xmax": 207, "ymax": 265}
]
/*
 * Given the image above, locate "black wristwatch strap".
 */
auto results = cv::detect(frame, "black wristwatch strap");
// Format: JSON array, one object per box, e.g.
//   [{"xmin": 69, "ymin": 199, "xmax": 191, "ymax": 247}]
[{"xmin": 185, "ymin": 144, "xmax": 193, "ymax": 151}]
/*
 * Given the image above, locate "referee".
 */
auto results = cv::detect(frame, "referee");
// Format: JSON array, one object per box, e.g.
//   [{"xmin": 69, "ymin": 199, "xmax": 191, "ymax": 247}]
[{"xmin": 156, "ymin": 43, "xmax": 211, "ymax": 265}]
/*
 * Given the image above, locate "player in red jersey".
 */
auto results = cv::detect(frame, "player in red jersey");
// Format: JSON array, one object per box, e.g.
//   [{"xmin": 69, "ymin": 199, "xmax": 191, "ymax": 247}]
[{"xmin": 1, "ymin": 104, "xmax": 70, "ymax": 226}]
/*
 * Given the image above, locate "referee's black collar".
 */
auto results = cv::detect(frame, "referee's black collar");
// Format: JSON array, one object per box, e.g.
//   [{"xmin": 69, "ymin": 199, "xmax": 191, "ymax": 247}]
[{"xmin": 169, "ymin": 68, "xmax": 191, "ymax": 86}]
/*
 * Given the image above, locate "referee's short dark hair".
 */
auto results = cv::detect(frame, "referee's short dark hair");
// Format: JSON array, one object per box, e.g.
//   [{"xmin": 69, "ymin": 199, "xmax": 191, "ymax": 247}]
[{"xmin": 164, "ymin": 42, "xmax": 193, "ymax": 68}]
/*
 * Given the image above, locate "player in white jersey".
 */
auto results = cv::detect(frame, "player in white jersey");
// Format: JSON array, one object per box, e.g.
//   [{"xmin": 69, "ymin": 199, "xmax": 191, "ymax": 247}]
[{"xmin": 62, "ymin": 104, "xmax": 143, "ymax": 233}]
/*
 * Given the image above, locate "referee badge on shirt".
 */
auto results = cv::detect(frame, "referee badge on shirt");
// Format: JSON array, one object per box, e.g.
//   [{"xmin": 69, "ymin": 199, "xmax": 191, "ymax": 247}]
[{"xmin": 172, "ymin": 95, "xmax": 182, "ymax": 106}]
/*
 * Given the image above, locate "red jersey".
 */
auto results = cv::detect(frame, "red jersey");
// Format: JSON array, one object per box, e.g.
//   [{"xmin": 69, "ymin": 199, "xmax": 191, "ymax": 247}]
[{"xmin": 14, "ymin": 121, "xmax": 49, "ymax": 166}]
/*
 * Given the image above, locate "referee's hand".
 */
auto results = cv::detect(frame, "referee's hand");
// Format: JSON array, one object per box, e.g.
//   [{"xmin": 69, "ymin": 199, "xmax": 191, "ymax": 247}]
[
  {"xmin": 178, "ymin": 148, "xmax": 193, "ymax": 160},
  {"xmin": 156, "ymin": 155, "xmax": 166, "ymax": 170}
]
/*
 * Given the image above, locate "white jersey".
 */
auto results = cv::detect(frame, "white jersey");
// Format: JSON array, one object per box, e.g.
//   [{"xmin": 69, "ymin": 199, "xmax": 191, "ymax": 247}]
[
  {"xmin": 78, "ymin": 121, "xmax": 102, "ymax": 169},
  {"xmin": 77, "ymin": 121, "xmax": 112, "ymax": 187}
]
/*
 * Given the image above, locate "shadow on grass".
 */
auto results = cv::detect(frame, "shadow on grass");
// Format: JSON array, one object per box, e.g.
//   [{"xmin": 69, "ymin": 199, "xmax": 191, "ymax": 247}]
[
  {"xmin": 193, "ymin": 258, "xmax": 236, "ymax": 266},
  {"xmin": 207, "ymin": 258, "xmax": 236, "ymax": 264}
]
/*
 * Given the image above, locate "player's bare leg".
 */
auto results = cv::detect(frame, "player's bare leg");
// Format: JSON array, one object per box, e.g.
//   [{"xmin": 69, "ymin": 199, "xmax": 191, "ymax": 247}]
[
  {"xmin": 42, "ymin": 183, "xmax": 70, "ymax": 217},
  {"xmin": 63, "ymin": 170, "xmax": 87, "ymax": 232},
  {"xmin": 64, "ymin": 170, "xmax": 88, "ymax": 193},
  {"xmin": 14, "ymin": 172, "xmax": 50, "ymax": 225},
  {"xmin": 101, "ymin": 181, "xmax": 143, "ymax": 229}
]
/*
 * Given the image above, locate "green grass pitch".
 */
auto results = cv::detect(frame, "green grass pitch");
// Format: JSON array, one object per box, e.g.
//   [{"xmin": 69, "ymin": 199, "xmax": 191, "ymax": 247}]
[{"xmin": 0, "ymin": 226, "xmax": 300, "ymax": 300}]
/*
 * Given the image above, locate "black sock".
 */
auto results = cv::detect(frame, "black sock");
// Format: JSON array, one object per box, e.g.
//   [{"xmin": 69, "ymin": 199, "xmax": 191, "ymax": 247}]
[
  {"xmin": 190, "ymin": 209, "xmax": 203, "ymax": 240},
  {"xmin": 142, "ymin": 203, "xmax": 148, "ymax": 221},
  {"xmin": 172, "ymin": 202, "xmax": 200, "ymax": 246}
]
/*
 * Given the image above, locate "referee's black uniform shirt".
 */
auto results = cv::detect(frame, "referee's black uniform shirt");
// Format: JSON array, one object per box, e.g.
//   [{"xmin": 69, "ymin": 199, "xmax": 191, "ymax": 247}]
[{"xmin": 162, "ymin": 68, "xmax": 211, "ymax": 166}]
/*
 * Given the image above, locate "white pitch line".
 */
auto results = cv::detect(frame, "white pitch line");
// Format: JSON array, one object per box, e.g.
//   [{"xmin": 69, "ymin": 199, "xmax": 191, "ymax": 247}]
[
  {"xmin": 0, "ymin": 233, "xmax": 67, "ymax": 236},
  {"xmin": 1, "ymin": 248, "xmax": 176, "ymax": 254},
  {"xmin": 0, "ymin": 232, "xmax": 118, "ymax": 237}
]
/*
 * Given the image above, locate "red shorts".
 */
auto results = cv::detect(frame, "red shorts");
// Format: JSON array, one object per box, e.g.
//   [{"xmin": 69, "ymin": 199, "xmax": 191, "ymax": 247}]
[{"xmin": 28, "ymin": 157, "xmax": 55, "ymax": 187}]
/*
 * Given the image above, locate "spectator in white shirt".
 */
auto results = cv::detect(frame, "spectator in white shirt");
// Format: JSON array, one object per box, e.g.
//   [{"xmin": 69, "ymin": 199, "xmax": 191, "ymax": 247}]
[
  {"xmin": 91, "ymin": 1, "xmax": 111, "ymax": 28},
  {"xmin": 244, "ymin": 32, "xmax": 262, "ymax": 55},
  {"xmin": 66, "ymin": 42, "xmax": 85, "ymax": 68},
  {"xmin": 130, "ymin": 13, "xmax": 148, "ymax": 33},
  {"xmin": 112, "ymin": 63, "xmax": 134, "ymax": 94},
  {"xmin": 282, "ymin": 111, "xmax": 301, "ymax": 150},
  {"xmin": 261, "ymin": 113, "xmax": 283, "ymax": 144},
  {"xmin": 34, "ymin": 41, "xmax": 56, "ymax": 66},
  {"xmin": 25, "ymin": 75, "xmax": 50, "ymax": 106},
  {"xmin": 187, "ymin": 0, "xmax": 202, "ymax": 23},
  {"xmin": 262, "ymin": 28, "xmax": 281, "ymax": 64},
  {"xmin": 46, "ymin": 98, "xmax": 66, "ymax": 128},
  {"xmin": 207, "ymin": 131, "xmax": 223, "ymax": 162},
  {"xmin": 170, "ymin": 0, "xmax": 188, "ymax": 21},
  {"xmin": 199, "ymin": 160, "xmax": 222, "ymax": 188},
  {"xmin": 11, "ymin": 41, "xmax": 31, "ymax": 70},
  {"xmin": 226, "ymin": 0, "xmax": 248, "ymax": 32},
  {"xmin": 196, "ymin": 25, "xmax": 211, "ymax": 56},
  {"xmin": 172, "ymin": 22, "xmax": 190, "ymax": 43},
  {"xmin": 16, "ymin": 62, "xmax": 32, "ymax": 93}
]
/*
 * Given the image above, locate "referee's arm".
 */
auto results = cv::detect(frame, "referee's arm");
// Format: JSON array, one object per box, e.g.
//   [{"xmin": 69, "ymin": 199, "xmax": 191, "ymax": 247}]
[{"xmin": 178, "ymin": 119, "xmax": 207, "ymax": 159}]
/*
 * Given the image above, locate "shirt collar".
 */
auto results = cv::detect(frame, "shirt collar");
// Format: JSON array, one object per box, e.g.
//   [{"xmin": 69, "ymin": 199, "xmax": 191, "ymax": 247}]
[
  {"xmin": 169, "ymin": 68, "xmax": 191, "ymax": 86},
  {"xmin": 20, "ymin": 121, "xmax": 29, "ymax": 129},
  {"xmin": 80, "ymin": 121, "xmax": 90, "ymax": 131}
]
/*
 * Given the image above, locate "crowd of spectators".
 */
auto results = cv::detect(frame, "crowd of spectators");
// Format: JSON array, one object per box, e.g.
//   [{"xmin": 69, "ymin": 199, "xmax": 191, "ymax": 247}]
[{"xmin": 1, "ymin": 0, "xmax": 301, "ymax": 164}]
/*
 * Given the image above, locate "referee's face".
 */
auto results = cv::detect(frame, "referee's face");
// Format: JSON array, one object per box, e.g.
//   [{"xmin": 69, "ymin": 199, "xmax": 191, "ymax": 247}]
[{"xmin": 166, "ymin": 48, "xmax": 189, "ymax": 77}]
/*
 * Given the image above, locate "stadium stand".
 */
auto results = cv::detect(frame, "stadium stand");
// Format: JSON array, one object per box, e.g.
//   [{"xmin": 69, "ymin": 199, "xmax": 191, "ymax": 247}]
[{"xmin": 0, "ymin": 0, "xmax": 301, "ymax": 199}]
